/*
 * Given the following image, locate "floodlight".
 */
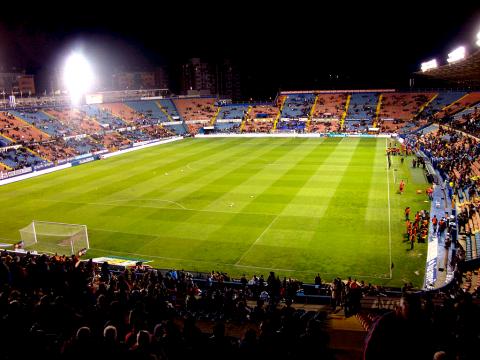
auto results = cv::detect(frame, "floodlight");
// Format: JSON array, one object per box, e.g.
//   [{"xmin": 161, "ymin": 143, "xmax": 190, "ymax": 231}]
[
  {"xmin": 477, "ymin": 31, "xmax": 480, "ymax": 47},
  {"xmin": 421, "ymin": 59, "xmax": 438, "ymax": 72},
  {"xmin": 63, "ymin": 52, "xmax": 94, "ymax": 104},
  {"xmin": 447, "ymin": 46, "xmax": 466, "ymax": 63}
]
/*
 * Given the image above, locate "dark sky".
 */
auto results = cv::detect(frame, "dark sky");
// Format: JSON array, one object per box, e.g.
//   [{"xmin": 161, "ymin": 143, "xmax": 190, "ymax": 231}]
[{"xmin": 1, "ymin": 2, "xmax": 479, "ymax": 97}]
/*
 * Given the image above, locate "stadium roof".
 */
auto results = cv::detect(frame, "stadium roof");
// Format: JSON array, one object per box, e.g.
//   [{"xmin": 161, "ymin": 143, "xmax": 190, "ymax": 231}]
[{"xmin": 416, "ymin": 49, "xmax": 480, "ymax": 85}]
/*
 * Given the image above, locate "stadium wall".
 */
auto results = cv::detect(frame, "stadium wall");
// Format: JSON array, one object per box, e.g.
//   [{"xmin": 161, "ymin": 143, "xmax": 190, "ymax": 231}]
[{"xmin": 195, "ymin": 133, "xmax": 393, "ymax": 138}]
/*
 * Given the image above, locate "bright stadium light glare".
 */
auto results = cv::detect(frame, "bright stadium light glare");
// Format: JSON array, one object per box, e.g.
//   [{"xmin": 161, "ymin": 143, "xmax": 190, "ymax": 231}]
[
  {"xmin": 477, "ymin": 31, "xmax": 480, "ymax": 47},
  {"xmin": 447, "ymin": 46, "xmax": 466, "ymax": 63},
  {"xmin": 63, "ymin": 52, "xmax": 94, "ymax": 105},
  {"xmin": 421, "ymin": 59, "xmax": 438, "ymax": 72}
]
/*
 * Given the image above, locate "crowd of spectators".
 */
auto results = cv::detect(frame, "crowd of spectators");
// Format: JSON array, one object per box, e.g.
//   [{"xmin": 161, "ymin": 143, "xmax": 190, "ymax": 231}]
[
  {"xmin": 276, "ymin": 120, "xmax": 305, "ymax": 132},
  {"xmin": 0, "ymin": 147, "xmax": 47, "ymax": 170},
  {"xmin": 439, "ymin": 107, "xmax": 480, "ymax": 138},
  {"xmin": 0, "ymin": 252, "xmax": 339, "ymax": 360},
  {"xmin": 1, "ymin": 246, "xmax": 479, "ymax": 360},
  {"xmin": 283, "ymin": 96, "xmax": 315, "ymax": 118},
  {"xmin": 213, "ymin": 124, "xmax": 241, "ymax": 133},
  {"xmin": 412, "ymin": 126, "xmax": 480, "ymax": 198}
]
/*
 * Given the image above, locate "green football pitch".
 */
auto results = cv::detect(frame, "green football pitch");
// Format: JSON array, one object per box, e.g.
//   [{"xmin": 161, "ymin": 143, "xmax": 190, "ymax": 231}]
[{"xmin": 0, "ymin": 137, "xmax": 429, "ymax": 287}]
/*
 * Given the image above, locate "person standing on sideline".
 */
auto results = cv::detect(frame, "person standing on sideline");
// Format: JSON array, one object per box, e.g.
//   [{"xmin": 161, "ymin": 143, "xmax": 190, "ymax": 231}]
[
  {"xmin": 399, "ymin": 180, "xmax": 405, "ymax": 194},
  {"xmin": 432, "ymin": 215, "xmax": 438, "ymax": 233}
]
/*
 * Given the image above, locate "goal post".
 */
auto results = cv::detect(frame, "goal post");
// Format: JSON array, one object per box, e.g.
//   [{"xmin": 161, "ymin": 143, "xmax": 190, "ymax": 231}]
[{"xmin": 19, "ymin": 220, "xmax": 89, "ymax": 256}]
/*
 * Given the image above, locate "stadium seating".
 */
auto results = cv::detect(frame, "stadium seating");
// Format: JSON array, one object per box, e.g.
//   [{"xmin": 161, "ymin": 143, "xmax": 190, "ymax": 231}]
[
  {"xmin": 186, "ymin": 122, "xmax": 208, "ymax": 135},
  {"xmin": 0, "ymin": 146, "xmax": 49, "ymax": 170},
  {"xmin": 82, "ymin": 104, "xmax": 126, "ymax": 128},
  {"xmin": 125, "ymin": 100, "xmax": 170, "ymax": 123},
  {"xmin": 312, "ymin": 94, "xmax": 348, "ymax": 119},
  {"xmin": 378, "ymin": 93, "xmax": 433, "ymax": 121},
  {"xmin": 307, "ymin": 119, "xmax": 340, "ymax": 133},
  {"xmin": 0, "ymin": 111, "xmax": 49, "ymax": 143},
  {"xmin": 65, "ymin": 136, "xmax": 107, "ymax": 154},
  {"xmin": 159, "ymin": 98, "xmax": 182, "ymax": 120},
  {"xmin": 141, "ymin": 124, "xmax": 175, "ymax": 138},
  {"xmin": 345, "ymin": 93, "xmax": 379, "ymax": 131},
  {"xmin": 280, "ymin": 94, "xmax": 316, "ymax": 119},
  {"xmin": 377, "ymin": 93, "xmax": 433, "ymax": 133},
  {"xmin": 164, "ymin": 123, "xmax": 187, "ymax": 135},
  {"xmin": 214, "ymin": 122, "xmax": 241, "ymax": 132},
  {"xmin": 217, "ymin": 105, "xmax": 249, "ymax": 120},
  {"xmin": 420, "ymin": 91, "xmax": 466, "ymax": 119},
  {"xmin": 0, "ymin": 134, "xmax": 12, "ymax": 147},
  {"xmin": 120, "ymin": 129, "xmax": 156, "ymax": 143},
  {"xmin": 242, "ymin": 119, "xmax": 272, "ymax": 133},
  {"xmin": 454, "ymin": 106, "xmax": 479, "ymax": 122},
  {"xmin": 174, "ymin": 98, "xmax": 218, "ymax": 121},
  {"xmin": 214, "ymin": 105, "xmax": 247, "ymax": 133},
  {"xmin": 249, "ymin": 103, "xmax": 279, "ymax": 120},
  {"xmin": 435, "ymin": 92, "xmax": 480, "ymax": 119},
  {"xmin": 276, "ymin": 119, "xmax": 306, "ymax": 132},
  {"xmin": 10, "ymin": 109, "xmax": 66, "ymax": 137},
  {"xmin": 98, "ymin": 102, "xmax": 142, "ymax": 124},
  {"xmin": 239, "ymin": 103, "xmax": 279, "ymax": 133},
  {"xmin": 44, "ymin": 108, "xmax": 103, "ymax": 135},
  {"xmin": 31, "ymin": 140, "xmax": 77, "ymax": 162},
  {"xmin": 90, "ymin": 132, "xmax": 131, "ymax": 150},
  {"xmin": 0, "ymin": 162, "xmax": 9, "ymax": 172}
]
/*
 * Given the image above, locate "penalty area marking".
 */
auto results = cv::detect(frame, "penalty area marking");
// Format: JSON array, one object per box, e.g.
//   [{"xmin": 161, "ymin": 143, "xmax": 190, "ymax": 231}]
[
  {"xmin": 108, "ymin": 198, "xmax": 188, "ymax": 210},
  {"xmin": 234, "ymin": 215, "xmax": 279, "ymax": 266}
]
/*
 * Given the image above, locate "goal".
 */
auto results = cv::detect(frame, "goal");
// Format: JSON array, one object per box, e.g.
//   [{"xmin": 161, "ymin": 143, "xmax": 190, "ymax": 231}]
[{"xmin": 19, "ymin": 220, "xmax": 89, "ymax": 256}]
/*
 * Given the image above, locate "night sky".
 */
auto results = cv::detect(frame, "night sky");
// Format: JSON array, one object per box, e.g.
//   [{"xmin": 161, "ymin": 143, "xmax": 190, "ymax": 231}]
[{"xmin": 0, "ymin": 2, "xmax": 479, "ymax": 98}]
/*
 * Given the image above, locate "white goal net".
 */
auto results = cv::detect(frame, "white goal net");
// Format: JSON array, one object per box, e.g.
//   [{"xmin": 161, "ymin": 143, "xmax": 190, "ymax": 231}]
[{"xmin": 19, "ymin": 221, "xmax": 89, "ymax": 256}]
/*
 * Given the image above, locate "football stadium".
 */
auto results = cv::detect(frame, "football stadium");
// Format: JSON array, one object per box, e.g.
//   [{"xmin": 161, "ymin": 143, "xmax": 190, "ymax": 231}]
[{"xmin": 1, "ymin": 6, "xmax": 480, "ymax": 360}]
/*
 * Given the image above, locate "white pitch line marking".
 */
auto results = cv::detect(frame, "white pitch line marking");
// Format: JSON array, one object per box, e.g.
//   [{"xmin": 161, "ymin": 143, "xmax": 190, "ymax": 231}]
[{"xmin": 234, "ymin": 215, "xmax": 279, "ymax": 266}]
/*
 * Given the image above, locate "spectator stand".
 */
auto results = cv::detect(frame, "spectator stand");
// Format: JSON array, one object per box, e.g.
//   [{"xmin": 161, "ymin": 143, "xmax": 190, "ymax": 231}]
[
  {"xmin": 378, "ymin": 92, "xmax": 434, "ymax": 133},
  {"xmin": 0, "ymin": 111, "xmax": 50, "ymax": 144},
  {"xmin": 420, "ymin": 91, "xmax": 467, "ymax": 120},
  {"xmin": 243, "ymin": 103, "xmax": 279, "ymax": 133},
  {"xmin": 272, "ymin": 95, "xmax": 287, "ymax": 131},
  {"xmin": 81, "ymin": 104, "xmax": 126, "ymax": 129},
  {"xmin": 434, "ymin": 92, "xmax": 480, "ymax": 119},
  {"xmin": 0, "ymin": 133, "xmax": 13, "ymax": 147},
  {"xmin": 124, "ymin": 100, "xmax": 170, "ymax": 124},
  {"xmin": 0, "ymin": 146, "xmax": 50, "ymax": 171},
  {"xmin": 215, "ymin": 104, "xmax": 248, "ymax": 133},
  {"xmin": 413, "ymin": 138, "xmax": 460, "ymax": 290},
  {"xmin": 344, "ymin": 93, "xmax": 379, "ymax": 132},
  {"xmin": 10, "ymin": 109, "xmax": 66, "ymax": 137}
]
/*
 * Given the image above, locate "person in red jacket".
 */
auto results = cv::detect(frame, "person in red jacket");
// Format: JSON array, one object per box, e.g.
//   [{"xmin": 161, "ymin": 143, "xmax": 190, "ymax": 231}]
[{"xmin": 432, "ymin": 215, "xmax": 438, "ymax": 233}]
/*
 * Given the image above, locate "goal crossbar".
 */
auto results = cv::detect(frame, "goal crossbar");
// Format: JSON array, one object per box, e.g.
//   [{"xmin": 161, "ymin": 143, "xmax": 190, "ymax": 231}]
[{"xmin": 19, "ymin": 220, "xmax": 89, "ymax": 255}]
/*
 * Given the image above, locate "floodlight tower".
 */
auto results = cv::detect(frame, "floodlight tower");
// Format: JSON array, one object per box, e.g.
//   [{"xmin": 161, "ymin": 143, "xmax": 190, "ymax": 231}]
[
  {"xmin": 421, "ymin": 59, "xmax": 438, "ymax": 72},
  {"xmin": 447, "ymin": 46, "xmax": 466, "ymax": 63},
  {"xmin": 63, "ymin": 52, "xmax": 94, "ymax": 105}
]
